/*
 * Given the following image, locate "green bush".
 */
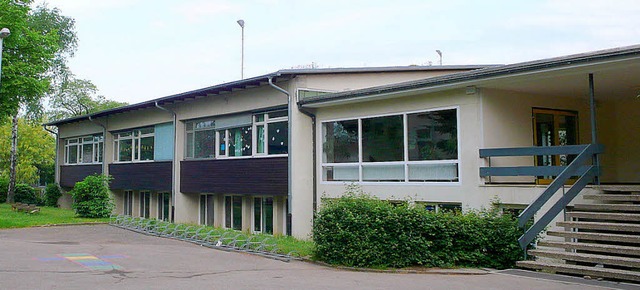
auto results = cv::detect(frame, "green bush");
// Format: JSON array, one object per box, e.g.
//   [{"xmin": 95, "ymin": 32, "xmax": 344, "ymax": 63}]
[
  {"xmin": 14, "ymin": 184, "xmax": 43, "ymax": 205},
  {"xmin": 0, "ymin": 177, "xmax": 7, "ymax": 203},
  {"xmin": 44, "ymin": 183, "xmax": 62, "ymax": 207},
  {"xmin": 70, "ymin": 174, "xmax": 114, "ymax": 218},
  {"xmin": 313, "ymin": 191, "xmax": 526, "ymax": 269}
]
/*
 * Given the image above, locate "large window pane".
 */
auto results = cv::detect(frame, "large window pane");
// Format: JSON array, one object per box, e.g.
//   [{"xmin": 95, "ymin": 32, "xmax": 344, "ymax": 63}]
[
  {"xmin": 119, "ymin": 139, "xmax": 132, "ymax": 162},
  {"xmin": 186, "ymin": 132, "xmax": 194, "ymax": 158},
  {"xmin": 254, "ymin": 197, "xmax": 262, "ymax": 232},
  {"xmin": 362, "ymin": 115, "xmax": 403, "ymax": 162},
  {"xmin": 263, "ymin": 197, "xmax": 273, "ymax": 234},
  {"xmin": 225, "ymin": 196, "xmax": 232, "ymax": 228},
  {"xmin": 82, "ymin": 144, "xmax": 93, "ymax": 163},
  {"xmin": 408, "ymin": 109, "xmax": 457, "ymax": 161},
  {"xmin": 232, "ymin": 196, "xmax": 242, "ymax": 230},
  {"xmin": 268, "ymin": 121, "xmax": 288, "ymax": 155},
  {"xmin": 256, "ymin": 125, "xmax": 265, "ymax": 154},
  {"xmin": 323, "ymin": 120, "xmax": 358, "ymax": 163},
  {"xmin": 68, "ymin": 146, "xmax": 78, "ymax": 164},
  {"xmin": 228, "ymin": 126, "xmax": 252, "ymax": 157},
  {"xmin": 140, "ymin": 136, "xmax": 154, "ymax": 160},
  {"xmin": 194, "ymin": 130, "xmax": 215, "ymax": 158}
]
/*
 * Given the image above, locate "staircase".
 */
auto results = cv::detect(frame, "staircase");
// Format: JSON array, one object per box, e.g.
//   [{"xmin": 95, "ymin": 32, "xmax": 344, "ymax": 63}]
[{"xmin": 517, "ymin": 186, "xmax": 640, "ymax": 283}]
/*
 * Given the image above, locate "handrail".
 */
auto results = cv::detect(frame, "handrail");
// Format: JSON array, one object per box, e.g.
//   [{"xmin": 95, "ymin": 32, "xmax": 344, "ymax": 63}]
[{"xmin": 479, "ymin": 143, "xmax": 603, "ymax": 250}]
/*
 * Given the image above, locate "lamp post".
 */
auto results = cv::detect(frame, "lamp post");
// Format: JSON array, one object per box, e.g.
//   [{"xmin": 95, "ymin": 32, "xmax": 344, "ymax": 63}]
[
  {"xmin": 436, "ymin": 50, "xmax": 442, "ymax": 66},
  {"xmin": 237, "ymin": 19, "xmax": 245, "ymax": 79},
  {"xmin": 0, "ymin": 28, "xmax": 10, "ymax": 86}
]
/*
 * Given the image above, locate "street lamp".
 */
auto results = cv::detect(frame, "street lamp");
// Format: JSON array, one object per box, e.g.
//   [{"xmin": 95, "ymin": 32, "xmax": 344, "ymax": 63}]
[
  {"xmin": 436, "ymin": 50, "xmax": 442, "ymax": 66},
  {"xmin": 0, "ymin": 28, "xmax": 10, "ymax": 87},
  {"xmin": 237, "ymin": 19, "xmax": 245, "ymax": 79}
]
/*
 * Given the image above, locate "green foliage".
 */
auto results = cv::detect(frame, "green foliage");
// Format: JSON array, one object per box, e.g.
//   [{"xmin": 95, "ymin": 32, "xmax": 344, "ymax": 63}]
[
  {"xmin": 0, "ymin": 177, "xmax": 7, "ymax": 203},
  {"xmin": 0, "ymin": 117, "xmax": 55, "ymax": 185},
  {"xmin": 70, "ymin": 174, "xmax": 114, "ymax": 218},
  {"xmin": 13, "ymin": 184, "xmax": 42, "ymax": 205},
  {"xmin": 313, "ymin": 189, "xmax": 526, "ymax": 269},
  {"xmin": 47, "ymin": 75, "xmax": 129, "ymax": 121},
  {"xmin": 44, "ymin": 183, "xmax": 61, "ymax": 207}
]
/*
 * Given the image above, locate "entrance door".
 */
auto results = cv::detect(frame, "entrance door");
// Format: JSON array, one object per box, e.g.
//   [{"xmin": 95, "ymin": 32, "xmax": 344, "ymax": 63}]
[{"xmin": 533, "ymin": 108, "xmax": 578, "ymax": 184}]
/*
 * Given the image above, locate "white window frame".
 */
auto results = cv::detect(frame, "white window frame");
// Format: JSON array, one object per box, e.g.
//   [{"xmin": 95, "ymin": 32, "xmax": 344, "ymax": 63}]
[
  {"xmin": 139, "ymin": 191, "xmax": 151, "ymax": 218},
  {"xmin": 113, "ymin": 127, "xmax": 155, "ymax": 163},
  {"xmin": 253, "ymin": 111, "xmax": 288, "ymax": 157},
  {"xmin": 199, "ymin": 194, "xmax": 215, "ymax": 226},
  {"xmin": 216, "ymin": 126, "xmax": 253, "ymax": 159},
  {"xmin": 224, "ymin": 195, "xmax": 243, "ymax": 230},
  {"xmin": 64, "ymin": 134, "xmax": 103, "ymax": 165},
  {"xmin": 320, "ymin": 106, "xmax": 461, "ymax": 184},
  {"xmin": 185, "ymin": 119, "xmax": 216, "ymax": 159},
  {"xmin": 252, "ymin": 196, "xmax": 275, "ymax": 234},
  {"xmin": 157, "ymin": 192, "xmax": 171, "ymax": 221}
]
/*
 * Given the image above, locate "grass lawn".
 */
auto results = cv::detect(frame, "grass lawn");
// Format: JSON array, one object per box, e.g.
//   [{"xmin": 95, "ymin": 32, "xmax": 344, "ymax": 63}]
[{"xmin": 0, "ymin": 203, "xmax": 109, "ymax": 229}]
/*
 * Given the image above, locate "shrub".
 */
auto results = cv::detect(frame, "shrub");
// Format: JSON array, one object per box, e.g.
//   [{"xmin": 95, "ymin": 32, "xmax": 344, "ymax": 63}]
[
  {"xmin": 0, "ymin": 177, "xmax": 7, "ymax": 203},
  {"xmin": 14, "ymin": 184, "xmax": 43, "ymax": 205},
  {"xmin": 44, "ymin": 183, "xmax": 62, "ymax": 207},
  {"xmin": 313, "ymin": 191, "xmax": 526, "ymax": 269},
  {"xmin": 70, "ymin": 174, "xmax": 114, "ymax": 218}
]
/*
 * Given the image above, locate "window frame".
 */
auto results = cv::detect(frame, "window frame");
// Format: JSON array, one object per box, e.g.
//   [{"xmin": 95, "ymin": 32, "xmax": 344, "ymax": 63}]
[
  {"xmin": 224, "ymin": 195, "xmax": 243, "ymax": 230},
  {"xmin": 157, "ymin": 192, "xmax": 171, "ymax": 221},
  {"xmin": 139, "ymin": 191, "xmax": 151, "ymax": 218},
  {"xmin": 185, "ymin": 119, "xmax": 216, "ymax": 159},
  {"xmin": 113, "ymin": 127, "xmax": 155, "ymax": 163},
  {"xmin": 252, "ymin": 110, "xmax": 288, "ymax": 157},
  {"xmin": 123, "ymin": 190, "xmax": 133, "ymax": 216},
  {"xmin": 252, "ymin": 196, "xmax": 274, "ymax": 234},
  {"xmin": 64, "ymin": 134, "xmax": 103, "ymax": 165},
  {"xmin": 320, "ymin": 106, "xmax": 461, "ymax": 184}
]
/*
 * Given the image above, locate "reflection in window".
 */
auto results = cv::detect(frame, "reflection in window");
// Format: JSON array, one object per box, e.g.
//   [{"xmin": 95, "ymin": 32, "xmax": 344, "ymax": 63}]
[
  {"xmin": 228, "ymin": 126, "xmax": 252, "ymax": 157},
  {"xmin": 323, "ymin": 120, "xmax": 358, "ymax": 163},
  {"xmin": 408, "ymin": 109, "xmax": 457, "ymax": 161},
  {"xmin": 362, "ymin": 115, "xmax": 404, "ymax": 162}
]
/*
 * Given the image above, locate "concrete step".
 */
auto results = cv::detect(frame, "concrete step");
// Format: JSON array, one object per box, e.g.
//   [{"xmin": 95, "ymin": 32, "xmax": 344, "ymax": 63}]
[
  {"xmin": 557, "ymin": 221, "xmax": 640, "ymax": 233},
  {"xmin": 517, "ymin": 260, "xmax": 640, "ymax": 282},
  {"xmin": 583, "ymin": 194, "xmax": 640, "ymax": 202},
  {"xmin": 538, "ymin": 240, "xmax": 640, "ymax": 257},
  {"xmin": 547, "ymin": 231, "xmax": 640, "ymax": 244},
  {"xmin": 573, "ymin": 204, "xmax": 640, "ymax": 212},
  {"xmin": 593, "ymin": 185, "xmax": 640, "ymax": 193},
  {"xmin": 566, "ymin": 212, "xmax": 640, "ymax": 222},
  {"xmin": 528, "ymin": 249, "xmax": 640, "ymax": 268}
]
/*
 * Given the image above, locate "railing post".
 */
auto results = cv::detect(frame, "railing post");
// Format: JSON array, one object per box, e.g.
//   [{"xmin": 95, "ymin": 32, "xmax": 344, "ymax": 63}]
[{"xmin": 589, "ymin": 73, "xmax": 600, "ymax": 185}]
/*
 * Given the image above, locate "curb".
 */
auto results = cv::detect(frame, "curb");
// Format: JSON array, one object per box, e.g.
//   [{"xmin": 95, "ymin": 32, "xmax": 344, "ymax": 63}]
[{"xmin": 301, "ymin": 259, "xmax": 493, "ymax": 275}]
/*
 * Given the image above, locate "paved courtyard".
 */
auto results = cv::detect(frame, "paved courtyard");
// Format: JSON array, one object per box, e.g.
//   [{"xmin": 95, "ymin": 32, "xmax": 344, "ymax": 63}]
[{"xmin": 0, "ymin": 224, "xmax": 636, "ymax": 290}]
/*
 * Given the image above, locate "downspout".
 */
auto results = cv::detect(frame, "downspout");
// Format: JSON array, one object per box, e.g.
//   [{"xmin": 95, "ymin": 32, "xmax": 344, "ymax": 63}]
[
  {"xmin": 155, "ymin": 101, "xmax": 177, "ymax": 222},
  {"xmin": 297, "ymin": 106, "xmax": 317, "ymax": 215},
  {"xmin": 268, "ymin": 76, "xmax": 292, "ymax": 236},
  {"xmin": 88, "ymin": 116, "xmax": 107, "ymax": 175},
  {"xmin": 43, "ymin": 125, "xmax": 59, "ymax": 185}
]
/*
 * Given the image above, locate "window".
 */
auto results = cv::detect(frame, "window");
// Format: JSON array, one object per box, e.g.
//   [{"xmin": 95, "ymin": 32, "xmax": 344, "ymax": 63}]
[
  {"xmin": 199, "ymin": 194, "xmax": 215, "ymax": 226},
  {"xmin": 123, "ymin": 190, "xmax": 133, "ymax": 216},
  {"xmin": 157, "ymin": 193, "xmax": 171, "ymax": 221},
  {"xmin": 253, "ymin": 197, "xmax": 274, "ymax": 234},
  {"xmin": 139, "ymin": 191, "xmax": 150, "ymax": 218},
  {"xmin": 322, "ymin": 108, "xmax": 459, "ymax": 183},
  {"xmin": 254, "ymin": 111, "xmax": 288, "ymax": 155},
  {"xmin": 64, "ymin": 134, "xmax": 103, "ymax": 164},
  {"xmin": 114, "ymin": 127, "xmax": 155, "ymax": 162},
  {"xmin": 419, "ymin": 202, "xmax": 462, "ymax": 213},
  {"xmin": 185, "ymin": 111, "xmax": 288, "ymax": 159},
  {"xmin": 185, "ymin": 120, "xmax": 216, "ymax": 159},
  {"xmin": 224, "ymin": 196, "xmax": 243, "ymax": 230}
]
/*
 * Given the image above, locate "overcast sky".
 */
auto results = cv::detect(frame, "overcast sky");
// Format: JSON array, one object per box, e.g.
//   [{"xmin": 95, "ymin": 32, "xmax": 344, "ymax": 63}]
[{"xmin": 37, "ymin": 0, "xmax": 640, "ymax": 104}]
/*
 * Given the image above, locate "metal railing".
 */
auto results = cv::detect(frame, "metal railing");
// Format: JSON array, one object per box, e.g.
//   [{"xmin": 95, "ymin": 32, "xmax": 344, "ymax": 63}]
[
  {"xmin": 479, "ymin": 144, "xmax": 603, "ymax": 249},
  {"xmin": 109, "ymin": 215, "xmax": 301, "ymax": 262}
]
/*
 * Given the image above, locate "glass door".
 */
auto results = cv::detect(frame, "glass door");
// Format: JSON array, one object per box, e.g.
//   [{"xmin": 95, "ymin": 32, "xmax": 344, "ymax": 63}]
[{"xmin": 533, "ymin": 109, "xmax": 578, "ymax": 184}]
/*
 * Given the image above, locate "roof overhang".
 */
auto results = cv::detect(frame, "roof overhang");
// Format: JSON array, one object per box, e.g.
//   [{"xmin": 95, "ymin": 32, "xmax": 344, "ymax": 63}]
[{"xmin": 299, "ymin": 45, "xmax": 640, "ymax": 108}]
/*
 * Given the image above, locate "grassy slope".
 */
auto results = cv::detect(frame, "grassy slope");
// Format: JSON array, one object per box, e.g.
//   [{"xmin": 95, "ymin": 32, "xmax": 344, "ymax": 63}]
[{"xmin": 0, "ymin": 203, "xmax": 109, "ymax": 229}]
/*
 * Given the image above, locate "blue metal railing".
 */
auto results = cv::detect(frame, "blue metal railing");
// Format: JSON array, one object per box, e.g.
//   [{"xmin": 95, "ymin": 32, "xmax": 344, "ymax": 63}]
[{"xmin": 479, "ymin": 144, "xmax": 603, "ymax": 249}]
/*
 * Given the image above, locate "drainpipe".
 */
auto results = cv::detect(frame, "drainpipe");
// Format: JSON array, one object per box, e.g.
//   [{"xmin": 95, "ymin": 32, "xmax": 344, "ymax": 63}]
[
  {"xmin": 88, "ymin": 116, "xmax": 107, "ymax": 175},
  {"xmin": 297, "ymin": 106, "xmax": 317, "ymax": 215},
  {"xmin": 43, "ymin": 125, "xmax": 59, "ymax": 185},
  {"xmin": 155, "ymin": 101, "xmax": 177, "ymax": 222},
  {"xmin": 268, "ymin": 76, "xmax": 292, "ymax": 236}
]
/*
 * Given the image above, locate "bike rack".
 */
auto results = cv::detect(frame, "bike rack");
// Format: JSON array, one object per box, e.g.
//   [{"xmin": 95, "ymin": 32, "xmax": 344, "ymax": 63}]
[{"xmin": 109, "ymin": 215, "xmax": 296, "ymax": 262}]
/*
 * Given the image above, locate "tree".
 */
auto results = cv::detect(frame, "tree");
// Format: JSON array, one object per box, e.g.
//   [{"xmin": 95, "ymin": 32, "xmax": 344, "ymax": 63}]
[
  {"xmin": 47, "ymin": 73, "xmax": 128, "ymax": 121},
  {"xmin": 0, "ymin": 116, "xmax": 55, "ymax": 185},
  {"xmin": 0, "ymin": 1, "xmax": 76, "ymax": 203}
]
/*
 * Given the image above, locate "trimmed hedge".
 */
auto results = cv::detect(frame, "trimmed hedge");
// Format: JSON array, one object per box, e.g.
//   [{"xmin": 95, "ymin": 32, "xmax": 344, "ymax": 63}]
[
  {"xmin": 313, "ymin": 192, "xmax": 525, "ymax": 269},
  {"xmin": 15, "ymin": 184, "xmax": 44, "ymax": 205}
]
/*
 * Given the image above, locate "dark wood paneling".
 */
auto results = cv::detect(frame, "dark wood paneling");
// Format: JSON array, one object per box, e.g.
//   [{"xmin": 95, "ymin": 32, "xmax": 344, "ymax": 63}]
[
  {"xmin": 109, "ymin": 161, "xmax": 172, "ymax": 191},
  {"xmin": 60, "ymin": 165, "xmax": 103, "ymax": 188},
  {"xmin": 181, "ymin": 157, "xmax": 287, "ymax": 195}
]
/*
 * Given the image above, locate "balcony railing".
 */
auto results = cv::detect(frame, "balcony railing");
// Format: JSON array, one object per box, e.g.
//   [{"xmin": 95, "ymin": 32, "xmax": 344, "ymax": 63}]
[{"xmin": 479, "ymin": 144, "xmax": 603, "ymax": 249}]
